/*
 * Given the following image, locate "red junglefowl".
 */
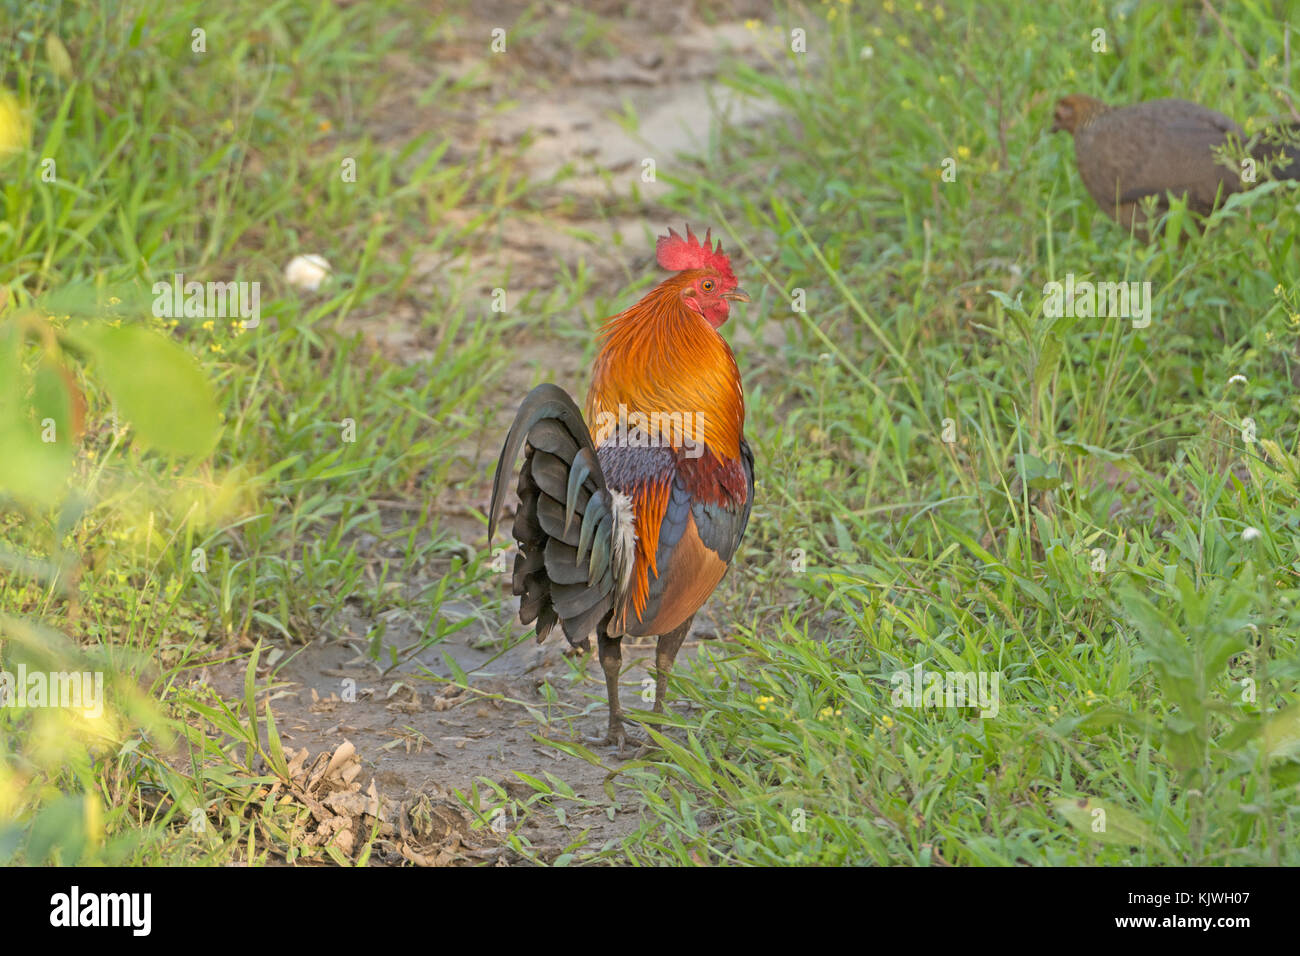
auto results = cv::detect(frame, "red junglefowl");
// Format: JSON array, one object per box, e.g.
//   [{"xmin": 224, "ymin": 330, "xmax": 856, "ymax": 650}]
[
  {"xmin": 1051, "ymin": 94, "xmax": 1300, "ymax": 236},
  {"xmin": 488, "ymin": 225, "xmax": 754, "ymax": 755}
]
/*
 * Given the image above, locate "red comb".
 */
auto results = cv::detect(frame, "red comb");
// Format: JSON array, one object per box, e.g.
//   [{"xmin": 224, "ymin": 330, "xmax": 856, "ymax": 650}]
[{"xmin": 656, "ymin": 225, "xmax": 735, "ymax": 282}]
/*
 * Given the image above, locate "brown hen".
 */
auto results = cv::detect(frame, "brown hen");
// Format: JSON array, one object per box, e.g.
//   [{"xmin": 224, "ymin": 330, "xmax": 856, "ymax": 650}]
[{"xmin": 1051, "ymin": 94, "xmax": 1300, "ymax": 236}]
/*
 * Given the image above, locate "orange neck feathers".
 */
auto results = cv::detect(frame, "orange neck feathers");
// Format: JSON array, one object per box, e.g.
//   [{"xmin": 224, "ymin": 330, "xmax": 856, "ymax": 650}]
[{"xmin": 585, "ymin": 274, "xmax": 745, "ymax": 461}]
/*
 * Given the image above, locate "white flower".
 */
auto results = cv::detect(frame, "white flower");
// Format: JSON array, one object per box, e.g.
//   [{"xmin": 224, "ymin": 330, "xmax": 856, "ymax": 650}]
[
  {"xmin": 284, "ymin": 254, "xmax": 332, "ymax": 291},
  {"xmin": 1227, "ymin": 374, "xmax": 1248, "ymax": 386},
  {"xmin": 860, "ymin": 45, "xmax": 874, "ymax": 59},
  {"xmin": 1242, "ymin": 527, "xmax": 1263, "ymax": 542}
]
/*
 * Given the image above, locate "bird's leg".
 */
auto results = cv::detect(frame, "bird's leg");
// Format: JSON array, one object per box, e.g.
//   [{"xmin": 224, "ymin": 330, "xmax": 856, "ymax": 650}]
[
  {"xmin": 652, "ymin": 616, "xmax": 694, "ymax": 715},
  {"xmin": 584, "ymin": 634, "xmax": 643, "ymax": 757},
  {"xmin": 620, "ymin": 617, "xmax": 696, "ymax": 760}
]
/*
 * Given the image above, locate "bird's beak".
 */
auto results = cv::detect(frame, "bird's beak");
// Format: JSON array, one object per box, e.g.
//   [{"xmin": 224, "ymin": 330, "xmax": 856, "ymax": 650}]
[{"xmin": 723, "ymin": 288, "xmax": 750, "ymax": 302}]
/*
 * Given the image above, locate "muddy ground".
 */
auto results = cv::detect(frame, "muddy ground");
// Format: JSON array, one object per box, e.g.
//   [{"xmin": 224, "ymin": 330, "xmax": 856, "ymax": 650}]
[{"xmin": 201, "ymin": 1, "xmax": 794, "ymax": 864}]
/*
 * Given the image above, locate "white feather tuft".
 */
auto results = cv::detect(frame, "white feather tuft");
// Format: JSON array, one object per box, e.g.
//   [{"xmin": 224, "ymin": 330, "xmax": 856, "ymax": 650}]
[{"xmin": 607, "ymin": 490, "xmax": 638, "ymax": 611}]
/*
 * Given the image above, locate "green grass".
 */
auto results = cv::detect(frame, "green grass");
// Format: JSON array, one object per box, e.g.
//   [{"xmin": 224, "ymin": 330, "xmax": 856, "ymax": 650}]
[
  {"xmin": 605, "ymin": 0, "xmax": 1300, "ymax": 864},
  {"xmin": 2, "ymin": 0, "xmax": 1299, "ymax": 865},
  {"xmin": 0, "ymin": 0, "xmax": 526, "ymax": 863}
]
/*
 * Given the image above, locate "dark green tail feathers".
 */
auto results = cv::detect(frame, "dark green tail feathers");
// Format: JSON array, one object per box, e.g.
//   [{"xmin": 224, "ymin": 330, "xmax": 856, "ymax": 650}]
[{"xmin": 488, "ymin": 384, "xmax": 621, "ymax": 650}]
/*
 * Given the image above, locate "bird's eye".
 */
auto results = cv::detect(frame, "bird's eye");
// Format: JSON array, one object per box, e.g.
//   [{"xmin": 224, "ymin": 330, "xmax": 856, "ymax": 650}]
[{"xmin": 701, "ymin": 279, "xmax": 715, "ymax": 292}]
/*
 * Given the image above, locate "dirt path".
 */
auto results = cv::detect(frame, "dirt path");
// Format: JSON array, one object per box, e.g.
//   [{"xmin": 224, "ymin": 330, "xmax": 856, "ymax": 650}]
[{"xmin": 205, "ymin": 2, "xmax": 786, "ymax": 864}]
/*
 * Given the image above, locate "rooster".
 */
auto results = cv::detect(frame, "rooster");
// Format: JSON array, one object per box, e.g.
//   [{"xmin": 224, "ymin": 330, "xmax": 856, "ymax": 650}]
[{"xmin": 488, "ymin": 225, "xmax": 754, "ymax": 754}]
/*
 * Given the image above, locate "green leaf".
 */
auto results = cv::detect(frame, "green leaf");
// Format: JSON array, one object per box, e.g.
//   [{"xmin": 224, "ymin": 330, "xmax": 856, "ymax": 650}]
[
  {"xmin": 1034, "ymin": 335, "xmax": 1062, "ymax": 392},
  {"xmin": 1014, "ymin": 452, "xmax": 1061, "ymax": 491},
  {"xmin": 24, "ymin": 795, "xmax": 87, "ymax": 864},
  {"xmin": 243, "ymin": 639, "xmax": 261, "ymax": 756},
  {"xmin": 264, "ymin": 699, "xmax": 289, "ymax": 777},
  {"xmin": 69, "ymin": 321, "xmax": 218, "ymax": 456},
  {"xmin": 987, "ymin": 289, "xmax": 1025, "ymax": 315},
  {"xmin": 441, "ymin": 651, "xmax": 469, "ymax": 688},
  {"xmin": 45, "ymin": 34, "xmax": 74, "ymax": 81},
  {"xmin": 0, "ymin": 326, "xmax": 73, "ymax": 503},
  {"xmin": 33, "ymin": 356, "xmax": 73, "ymax": 446},
  {"xmin": 1262, "ymin": 702, "xmax": 1300, "ymax": 762},
  {"xmin": 1055, "ymin": 796, "xmax": 1172, "ymax": 858},
  {"xmin": 1060, "ymin": 440, "xmax": 1131, "ymax": 462}
]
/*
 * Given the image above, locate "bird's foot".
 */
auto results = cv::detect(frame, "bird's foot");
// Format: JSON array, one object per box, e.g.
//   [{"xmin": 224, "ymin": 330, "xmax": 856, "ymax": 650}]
[{"xmin": 584, "ymin": 723, "xmax": 645, "ymax": 759}]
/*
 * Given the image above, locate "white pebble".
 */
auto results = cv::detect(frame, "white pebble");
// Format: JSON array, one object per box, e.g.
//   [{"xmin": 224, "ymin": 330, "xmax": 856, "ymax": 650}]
[{"xmin": 284, "ymin": 254, "xmax": 332, "ymax": 291}]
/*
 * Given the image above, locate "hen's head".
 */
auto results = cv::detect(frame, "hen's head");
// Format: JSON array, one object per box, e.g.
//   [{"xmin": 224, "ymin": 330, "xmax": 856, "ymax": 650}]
[
  {"xmin": 1051, "ymin": 94, "xmax": 1107, "ymax": 134},
  {"xmin": 657, "ymin": 225, "xmax": 748, "ymax": 328}
]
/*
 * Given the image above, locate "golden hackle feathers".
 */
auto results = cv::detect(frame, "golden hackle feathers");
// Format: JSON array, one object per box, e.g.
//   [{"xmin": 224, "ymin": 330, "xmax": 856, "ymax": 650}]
[{"xmin": 586, "ymin": 274, "xmax": 744, "ymax": 461}]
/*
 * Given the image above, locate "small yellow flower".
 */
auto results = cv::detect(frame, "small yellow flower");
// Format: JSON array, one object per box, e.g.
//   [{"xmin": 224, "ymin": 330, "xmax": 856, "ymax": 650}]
[
  {"xmin": 827, "ymin": 6, "xmax": 838, "ymax": 19},
  {"xmin": 1275, "ymin": 284, "xmax": 1283, "ymax": 295},
  {"xmin": 872, "ymin": 25, "xmax": 883, "ymax": 37},
  {"xmin": 318, "ymin": 119, "xmax": 332, "ymax": 132},
  {"xmin": 744, "ymin": 18, "xmax": 760, "ymax": 30},
  {"xmin": 209, "ymin": 342, "xmax": 224, "ymax": 354},
  {"xmin": 879, "ymin": 714, "xmax": 895, "ymax": 728},
  {"xmin": 883, "ymin": 0, "xmax": 895, "ymax": 10},
  {"xmin": 108, "ymin": 296, "xmax": 121, "ymax": 305},
  {"xmin": 933, "ymin": 4, "xmax": 945, "ymax": 20},
  {"xmin": 897, "ymin": 34, "xmax": 911, "ymax": 47},
  {"xmin": 914, "ymin": 1, "xmax": 923, "ymax": 10},
  {"xmin": 201, "ymin": 319, "xmax": 215, "ymax": 331},
  {"xmin": 957, "ymin": 145, "xmax": 971, "ymax": 160}
]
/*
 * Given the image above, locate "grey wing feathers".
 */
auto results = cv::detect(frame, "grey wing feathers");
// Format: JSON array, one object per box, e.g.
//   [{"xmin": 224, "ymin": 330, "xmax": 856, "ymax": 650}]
[{"xmin": 692, "ymin": 439, "xmax": 756, "ymax": 563}]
